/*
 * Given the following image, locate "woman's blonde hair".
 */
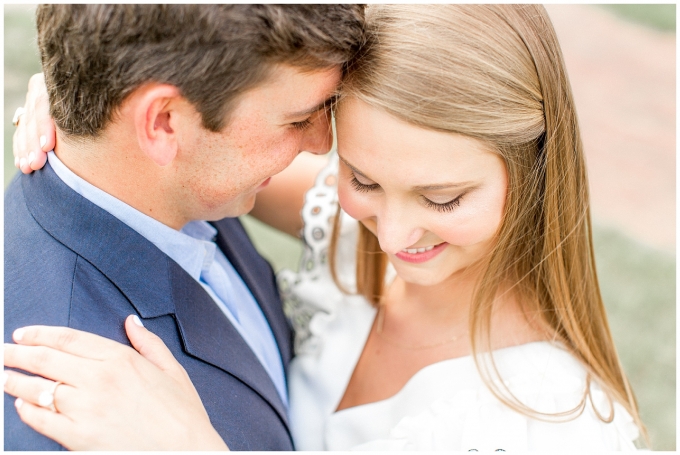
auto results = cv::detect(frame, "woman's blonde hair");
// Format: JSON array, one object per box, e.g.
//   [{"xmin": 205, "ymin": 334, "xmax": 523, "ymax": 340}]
[{"xmin": 329, "ymin": 4, "xmax": 646, "ymax": 444}]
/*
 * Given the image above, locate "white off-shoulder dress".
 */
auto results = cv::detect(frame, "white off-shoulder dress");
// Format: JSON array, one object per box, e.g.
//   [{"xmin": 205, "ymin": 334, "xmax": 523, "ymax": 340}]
[{"xmin": 277, "ymin": 154, "xmax": 640, "ymax": 451}]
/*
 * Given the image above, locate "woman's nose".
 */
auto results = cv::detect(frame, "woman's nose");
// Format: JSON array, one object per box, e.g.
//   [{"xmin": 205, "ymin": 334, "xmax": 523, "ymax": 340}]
[{"xmin": 375, "ymin": 204, "xmax": 425, "ymax": 255}]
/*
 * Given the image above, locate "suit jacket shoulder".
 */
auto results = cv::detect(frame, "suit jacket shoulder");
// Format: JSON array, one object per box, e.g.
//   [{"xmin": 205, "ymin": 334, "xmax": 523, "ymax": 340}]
[{"xmin": 4, "ymin": 166, "xmax": 294, "ymax": 450}]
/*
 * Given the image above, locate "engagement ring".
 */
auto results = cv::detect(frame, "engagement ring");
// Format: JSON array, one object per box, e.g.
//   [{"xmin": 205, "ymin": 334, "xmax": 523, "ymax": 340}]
[{"xmin": 37, "ymin": 380, "xmax": 62, "ymax": 412}]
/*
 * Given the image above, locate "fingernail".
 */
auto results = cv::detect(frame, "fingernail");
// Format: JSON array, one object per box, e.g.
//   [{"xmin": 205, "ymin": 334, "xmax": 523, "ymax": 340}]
[
  {"xmin": 40, "ymin": 135, "xmax": 47, "ymax": 149},
  {"xmin": 19, "ymin": 158, "xmax": 27, "ymax": 169},
  {"xmin": 132, "ymin": 315, "xmax": 144, "ymax": 327},
  {"xmin": 15, "ymin": 398, "xmax": 23, "ymax": 409},
  {"xmin": 13, "ymin": 328, "xmax": 25, "ymax": 342},
  {"xmin": 28, "ymin": 152, "xmax": 35, "ymax": 165},
  {"xmin": 1, "ymin": 372, "xmax": 8, "ymax": 387}
]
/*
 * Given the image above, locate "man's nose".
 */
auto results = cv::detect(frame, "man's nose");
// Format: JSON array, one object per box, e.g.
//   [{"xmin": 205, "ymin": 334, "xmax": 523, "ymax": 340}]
[
  {"xmin": 301, "ymin": 109, "xmax": 333, "ymax": 155},
  {"xmin": 375, "ymin": 204, "xmax": 425, "ymax": 255}
]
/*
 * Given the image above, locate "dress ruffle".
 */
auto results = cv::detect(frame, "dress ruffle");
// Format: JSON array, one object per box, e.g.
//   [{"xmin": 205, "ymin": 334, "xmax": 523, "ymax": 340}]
[{"xmin": 351, "ymin": 345, "xmax": 639, "ymax": 451}]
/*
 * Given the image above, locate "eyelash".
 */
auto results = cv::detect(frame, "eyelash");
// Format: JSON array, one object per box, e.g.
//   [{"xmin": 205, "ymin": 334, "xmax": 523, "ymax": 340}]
[
  {"xmin": 292, "ymin": 119, "xmax": 312, "ymax": 131},
  {"xmin": 350, "ymin": 176, "xmax": 380, "ymax": 193},
  {"xmin": 350, "ymin": 175, "xmax": 463, "ymax": 213},
  {"xmin": 423, "ymin": 196, "xmax": 463, "ymax": 213}
]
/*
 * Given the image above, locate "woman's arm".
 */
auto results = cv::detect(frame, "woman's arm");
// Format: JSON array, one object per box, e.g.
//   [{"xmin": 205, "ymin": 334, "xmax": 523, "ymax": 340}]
[
  {"xmin": 3, "ymin": 317, "xmax": 228, "ymax": 451},
  {"xmin": 249, "ymin": 152, "xmax": 330, "ymax": 238}
]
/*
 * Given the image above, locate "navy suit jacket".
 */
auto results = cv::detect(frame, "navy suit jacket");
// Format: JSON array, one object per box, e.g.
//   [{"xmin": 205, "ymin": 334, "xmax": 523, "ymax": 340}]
[{"xmin": 4, "ymin": 163, "xmax": 294, "ymax": 450}]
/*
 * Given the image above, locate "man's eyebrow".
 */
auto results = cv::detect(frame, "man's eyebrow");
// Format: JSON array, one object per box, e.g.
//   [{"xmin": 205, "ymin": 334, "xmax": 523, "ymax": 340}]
[
  {"xmin": 284, "ymin": 94, "xmax": 337, "ymax": 120},
  {"xmin": 339, "ymin": 154, "xmax": 473, "ymax": 191}
]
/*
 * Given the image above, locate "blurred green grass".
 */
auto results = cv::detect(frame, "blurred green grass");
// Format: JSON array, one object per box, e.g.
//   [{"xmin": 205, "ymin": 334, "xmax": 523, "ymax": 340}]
[
  {"xmin": 592, "ymin": 225, "xmax": 675, "ymax": 449},
  {"xmin": 598, "ymin": 4, "xmax": 676, "ymax": 32},
  {"xmin": 5, "ymin": 4, "xmax": 675, "ymax": 450},
  {"xmin": 4, "ymin": 5, "xmax": 42, "ymax": 185}
]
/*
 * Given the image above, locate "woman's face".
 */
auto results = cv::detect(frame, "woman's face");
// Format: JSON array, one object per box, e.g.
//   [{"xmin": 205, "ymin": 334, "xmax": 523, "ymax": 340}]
[{"xmin": 335, "ymin": 97, "xmax": 508, "ymax": 287}]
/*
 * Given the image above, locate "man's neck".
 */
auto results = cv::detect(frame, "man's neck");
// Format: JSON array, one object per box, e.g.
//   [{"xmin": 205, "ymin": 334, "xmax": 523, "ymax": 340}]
[{"xmin": 54, "ymin": 131, "xmax": 188, "ymax": 230}]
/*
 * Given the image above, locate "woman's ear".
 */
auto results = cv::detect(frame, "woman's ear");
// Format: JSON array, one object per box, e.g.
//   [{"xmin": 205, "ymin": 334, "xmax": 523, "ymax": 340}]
[{"xmin": 132, "ymin": 84, "xmax": 182, "ymax": 167}]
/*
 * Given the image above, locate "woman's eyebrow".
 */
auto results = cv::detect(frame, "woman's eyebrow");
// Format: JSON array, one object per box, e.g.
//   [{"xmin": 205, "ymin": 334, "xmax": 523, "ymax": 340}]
[
  {"xmin": 412, "ymin": 182, "xmax": 474, "ymax": 191},
  {"xmin": 338, "ymin": 154, "xmax": 473, "ymax": 190},
  {"xmin": 338, "ymin": 154, "xmax": 373, "ymax": 180}
]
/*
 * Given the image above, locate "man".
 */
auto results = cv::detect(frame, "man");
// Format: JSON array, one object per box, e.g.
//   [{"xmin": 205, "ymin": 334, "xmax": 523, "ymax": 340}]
[{"xmin": 4, "ymin": 4, "xmax": 363, "ymax": 450}]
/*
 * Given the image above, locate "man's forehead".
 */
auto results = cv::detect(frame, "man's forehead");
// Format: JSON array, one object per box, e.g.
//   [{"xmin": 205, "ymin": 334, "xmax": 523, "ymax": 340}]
[{"xmin": 237, "ymin": 64, "xmax": 341, "ymax": 119}]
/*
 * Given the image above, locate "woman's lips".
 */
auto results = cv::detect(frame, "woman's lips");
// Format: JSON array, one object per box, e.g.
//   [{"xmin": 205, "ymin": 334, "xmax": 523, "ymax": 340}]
[{"xmin": 394, "ymin": 242, "xmax": 448, "ymax": 263}]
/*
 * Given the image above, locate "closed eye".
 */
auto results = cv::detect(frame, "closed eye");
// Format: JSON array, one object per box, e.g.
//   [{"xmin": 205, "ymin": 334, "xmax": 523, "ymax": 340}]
[
  {"xmin": 351, "ymin": 172, "xmax": 465, "ymax": 213},
  {"xmin": 423, "ymin": 194, "xmax": 464, "ymax": 213},
  {"xmin": 291, "ymin": 118, "xmax": 313, "ymax": 131},
  {"xmin": 350, "ymin": 175, "xmax": 380, "ymax": 193}
]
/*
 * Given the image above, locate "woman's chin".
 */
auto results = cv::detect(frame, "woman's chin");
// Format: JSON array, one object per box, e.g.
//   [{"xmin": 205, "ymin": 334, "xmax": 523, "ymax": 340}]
[{"xmin": 389, "ymin": 262, "xmax": 453, "ymax": 288}]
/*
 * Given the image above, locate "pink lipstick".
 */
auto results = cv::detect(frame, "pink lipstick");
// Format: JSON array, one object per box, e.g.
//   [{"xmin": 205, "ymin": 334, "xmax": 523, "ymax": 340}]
[{"xmin": 394, "ymin": 242, "xmax": 447, "ymax": 264}]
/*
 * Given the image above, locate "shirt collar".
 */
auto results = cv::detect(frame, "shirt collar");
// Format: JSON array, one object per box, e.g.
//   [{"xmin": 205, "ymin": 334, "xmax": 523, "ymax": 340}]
[{"xmin": 47, "ymin": 151, "xmax": 218, "ymax": 281}]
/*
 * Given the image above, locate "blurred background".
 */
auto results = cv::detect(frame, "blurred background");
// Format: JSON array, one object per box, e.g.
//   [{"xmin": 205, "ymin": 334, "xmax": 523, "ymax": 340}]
[{"xmin": 4, "ymin": 4, "xmax": 675, "ymax": 450}]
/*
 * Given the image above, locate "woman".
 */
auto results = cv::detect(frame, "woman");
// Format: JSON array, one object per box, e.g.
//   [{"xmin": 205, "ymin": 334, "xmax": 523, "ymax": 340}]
[{"xmin": 6, "ymin": 5, "xmax": 645, "ymax": 450}]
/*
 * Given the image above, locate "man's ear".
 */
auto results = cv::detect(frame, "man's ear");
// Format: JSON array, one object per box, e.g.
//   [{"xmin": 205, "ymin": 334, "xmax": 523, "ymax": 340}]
[{"xmin": 133, "ymin": 84, "xmax": 182, "ymax": 167}]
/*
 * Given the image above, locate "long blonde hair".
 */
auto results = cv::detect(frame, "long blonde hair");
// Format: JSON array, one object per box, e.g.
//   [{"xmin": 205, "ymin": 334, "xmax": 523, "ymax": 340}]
[{"xmin": 329, "ymin": 4, "xmax": 646, "ymax": 444}]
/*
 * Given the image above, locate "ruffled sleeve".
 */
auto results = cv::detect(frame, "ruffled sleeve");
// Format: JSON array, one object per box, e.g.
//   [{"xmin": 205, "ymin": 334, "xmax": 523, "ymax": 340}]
[
  {"xmin": 282, "ymin": 154, "xmax": 382, "ymax": 451},
  {"xmin": 277, "ymin": 153, "xmax": 355, "ymax": 354},
  {"xmin": 347, "ymin": 344, "xmax": 640, "ymax": 451}
]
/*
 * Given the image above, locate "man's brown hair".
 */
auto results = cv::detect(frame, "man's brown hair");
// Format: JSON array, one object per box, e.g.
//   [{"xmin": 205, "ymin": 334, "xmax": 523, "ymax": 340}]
[{"xmin": 36, "ymin": 4, "xmax": 365, "ymax": 137}]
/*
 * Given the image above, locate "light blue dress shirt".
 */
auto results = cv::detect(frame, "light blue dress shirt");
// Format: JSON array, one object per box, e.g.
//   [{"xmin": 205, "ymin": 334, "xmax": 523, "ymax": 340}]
[{"xmin": 47, "ymin": 152, "xmax": 288, "ymax": 408}]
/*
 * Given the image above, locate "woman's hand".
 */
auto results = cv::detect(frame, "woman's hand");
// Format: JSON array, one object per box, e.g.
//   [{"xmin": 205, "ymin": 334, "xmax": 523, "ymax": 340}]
[
  {"xmin": 13, "ymin": 73, "xmax": 55, "ymax": 174},
  {"xmin": 3, "ymin": 315, "xmax": 229, "ymax": 451}
]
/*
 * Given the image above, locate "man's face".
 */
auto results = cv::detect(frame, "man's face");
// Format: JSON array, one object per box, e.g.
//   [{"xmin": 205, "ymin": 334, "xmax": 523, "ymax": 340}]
[{"xmin": 173, "ymin": 64, "xmax": 341, "ymax": 222}]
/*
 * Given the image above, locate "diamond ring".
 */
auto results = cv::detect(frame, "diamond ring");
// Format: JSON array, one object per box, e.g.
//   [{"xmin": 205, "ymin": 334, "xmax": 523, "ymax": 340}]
[{"xmin": 37, "ymin": 380, "xmax": 62, "ymax": 412}]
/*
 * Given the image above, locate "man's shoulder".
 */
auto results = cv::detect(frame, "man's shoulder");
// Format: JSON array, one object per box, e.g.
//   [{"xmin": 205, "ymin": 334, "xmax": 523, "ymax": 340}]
[
  {"xmin": 4, "ymin": 171, "xmax": 27, "ymax": 220},
  {"xmin": 5, "ymin": 170, "xmax": 77, "ymax": 264},
  {"xmin": 4, "ymin": 172, "xmax": 131, "ymax": 451},
  {"xmin": 4, "ymin": 170, "xmax": 126, "ymax": 333},
  {"xmin": 5, "ymin": 174, "xmax": 79, "ymax": 333}
]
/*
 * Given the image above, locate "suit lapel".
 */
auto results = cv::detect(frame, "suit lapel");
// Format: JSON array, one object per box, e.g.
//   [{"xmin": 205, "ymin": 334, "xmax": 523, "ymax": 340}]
[
  {"xmin": 211, "ymin": 218, "xmax": 293, "ymax": 368},
  {"xmin": 23, "ymin": 164, "xmax": 175, "ymax": 319},
  {"xmin": 23, "ymin": 165, "xmax": 290, "ymax": 432},
  {"xmin": 170, "ymin": 261, "xmax": 290, "ymax": 429}
]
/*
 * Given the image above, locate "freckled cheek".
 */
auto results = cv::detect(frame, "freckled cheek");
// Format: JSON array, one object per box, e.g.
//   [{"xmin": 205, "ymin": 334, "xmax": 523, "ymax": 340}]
[
  {"xmin": 337, "ymin": 183, "xmax": 375, "ymax": 222},
  {"xmin": 265, "ymin": 136, "xmax": 303, "ymax": 173},
  {"xmin": 240, "ymin": 139, "xmax": 298, "ymax": 181}
]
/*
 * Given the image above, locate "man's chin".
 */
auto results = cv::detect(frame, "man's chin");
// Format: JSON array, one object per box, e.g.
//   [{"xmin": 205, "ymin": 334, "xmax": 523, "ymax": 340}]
[{"xmin": 205, "ymin": 194, "xmax": 257, "ymax": 221}]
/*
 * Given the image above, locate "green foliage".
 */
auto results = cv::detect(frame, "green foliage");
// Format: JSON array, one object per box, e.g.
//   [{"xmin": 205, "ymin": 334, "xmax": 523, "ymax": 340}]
[
  {"xmin": 240, "ymin": 215, "xmax": 303, "ymax": 273},
  {"xmin": 599, "ymin": 4, "xmax": 676, "ymax": 32},
  {"xmin": 593, "ymin": 224, "xmax": 675, "ymax": 450},
  {"xmin": 4, "ymin": 5, "xmax": 42, "ymax": 187}
]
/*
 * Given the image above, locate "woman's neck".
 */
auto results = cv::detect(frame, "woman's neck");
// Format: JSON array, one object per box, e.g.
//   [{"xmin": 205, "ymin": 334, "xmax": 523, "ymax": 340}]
[
  {"xmin": 384, "ymin": 266, "xmax": 480, "ymax": 325},
  {"xmin": 383, "ymin": 266, "xmax": 548, "ymax": 351}
]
